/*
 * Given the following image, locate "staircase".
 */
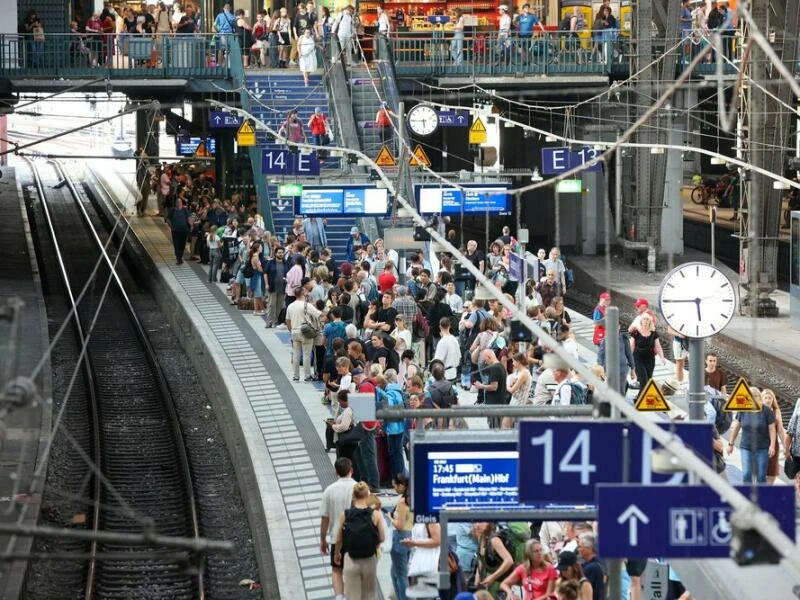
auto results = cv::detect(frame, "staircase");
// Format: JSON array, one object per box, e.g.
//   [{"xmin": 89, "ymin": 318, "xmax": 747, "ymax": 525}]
[
  {"xmin": 348, "ymin": 66, "xmax": 396, "ymax": 161},
  {"xmin": 243, "ymin": 72, "xmax": 353, "ymax": 261}
]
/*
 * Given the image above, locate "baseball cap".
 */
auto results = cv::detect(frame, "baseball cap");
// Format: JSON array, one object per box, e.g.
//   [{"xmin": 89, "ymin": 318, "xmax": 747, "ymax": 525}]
[
  {"xmin": 350, "ymin": 226, "xmax": 359, "ymax": 234},
  {"xmin": 454, "ymin": 594, "xmax": 475, "ymax": 600},
  {"xmin": 634, "ymin": 297, "xmax": 649, "ymax": 308},
  {"xmin": 556, "ymin": 550, "xmax": 579, "ymax": 571},
  {"xmin": 599, "ymin": 292, "xmax": 610, "ymax": 301},
  {"xmin": 352, "ymin": 367, "xmax": 365, "ymax": 376}
]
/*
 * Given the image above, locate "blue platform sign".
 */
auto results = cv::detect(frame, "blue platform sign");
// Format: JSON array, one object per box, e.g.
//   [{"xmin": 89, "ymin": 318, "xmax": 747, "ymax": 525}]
[
  {"xmin": 518, "ymin": 420, "xmax": 714, "ymax": 505},
  {"xmin": 209, "ymin": 111, "xmax": 244, "ymax": 128},
  {"xmin": 415, "ymin": 184, "xmax": 511, "ymax": 215},
  {"xmin": 541, "ymin": 146, "xmax": 603, "ymax": 175},
  {"xmin": 261, "ymin": 149, "xmax": 321, "ymax": 176},
  {"xmin": 597, "ymin": 484, "xmax": 795, "ymax": 559},
  {"xmin": 296, "ymin": 186, "xmax": 390, "ymax": 216},
  {"xmin": 175, "ymin": 137, "xmax": 216, "ymax": 156},
  {"xmin": 438, "ymin": 111, "xmax": 468, "ymax": 127}
]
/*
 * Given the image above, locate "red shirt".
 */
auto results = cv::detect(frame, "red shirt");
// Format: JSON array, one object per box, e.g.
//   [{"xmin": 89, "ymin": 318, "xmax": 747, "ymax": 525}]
[
  {"xmin": 358, "ymin": 379, "xmax": 379, "ymax": 430},
  {"xmin": 513, "ymin": 563, "xmax": 558, "ymax": 600},
  {"xmin": 309, "ymin": 114, "xmax": 327, "ymax": 136},
  {"xmin": 378, "ymin": 272, "xmax": 397, "ymax": 293}
]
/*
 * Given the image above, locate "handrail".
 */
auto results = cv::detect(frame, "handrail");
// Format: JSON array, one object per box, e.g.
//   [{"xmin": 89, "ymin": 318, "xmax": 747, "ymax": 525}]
[{"xmin": 0, "ymin": 32, "xmax": 230, "ymax": 78}]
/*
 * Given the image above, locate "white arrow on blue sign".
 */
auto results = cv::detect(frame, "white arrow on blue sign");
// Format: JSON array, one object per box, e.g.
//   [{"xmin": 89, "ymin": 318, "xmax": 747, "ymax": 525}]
[
  {"xmin": 438, "ymin": 111, "xmax": 468, "ymax": 127},
  {"xmin": 597, "ymin": 484, "xmax": 795, "ymax": 559},
  {"xmin": 209, "ymin": 111, "xmax": 243, "ymax": 129}
]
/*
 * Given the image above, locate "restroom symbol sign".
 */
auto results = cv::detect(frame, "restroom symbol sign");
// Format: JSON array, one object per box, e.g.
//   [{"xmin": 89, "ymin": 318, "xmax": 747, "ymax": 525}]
[{"xmin": 670, "ymin": 508, "xmax": 706, "ymax": 545}]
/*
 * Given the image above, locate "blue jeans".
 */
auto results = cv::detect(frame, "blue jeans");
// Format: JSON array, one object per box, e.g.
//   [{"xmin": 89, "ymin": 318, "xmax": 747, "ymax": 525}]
[
  {"xmin": 387, "ymin": 433, "xmax": 406, "ymax": 479},
  {"xmin": 740, "ymin": 447, "xmax": 769, "ymax": 483},
  {"xmin": 356, "ymin": 428, "xmax": 379, "ymax": 490},
  {"xmin": 209, "ymin": 248, "xmax": 222, "ymax": 282},
  {"xmin": 391, "ymin": 529, "xmax": 411, "ymax": 600}
]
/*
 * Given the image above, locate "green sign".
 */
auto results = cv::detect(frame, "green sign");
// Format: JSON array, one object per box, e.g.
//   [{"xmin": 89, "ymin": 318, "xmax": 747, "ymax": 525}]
[
  {"xmin": 278, "ymin": 183, "xmax": 303, "ymax": 197},
  {"xmin": 556, "ymin": 179, "xmax": 582, "ymax": 194}
]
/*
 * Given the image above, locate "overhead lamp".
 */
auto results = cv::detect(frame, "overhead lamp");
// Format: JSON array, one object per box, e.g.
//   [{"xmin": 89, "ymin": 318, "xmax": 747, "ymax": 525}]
[
  {"xmin": 650, "ymin": 448, "xmax": 687, "ymax": 474},
  {"xmin": 531, "ymin": 167, "xmax": 543, "ymax": 182},
  {"xmin": 773, "ymin": 180, "xmax": 791, "ymax": 190},
  {"xmin": 503, "ymin": 120, "xmax": 514, "ymax": 128},
  {"xmin": 650, "ymin": 147, "xmax": 665, "ymax": 154},
  {"xmin": 710, "ymin": 156, "xmax": 727, "ymax": 165},
  {"xmin": 545, "ymin": 134, "xmax": 558, "ymax": 142}
]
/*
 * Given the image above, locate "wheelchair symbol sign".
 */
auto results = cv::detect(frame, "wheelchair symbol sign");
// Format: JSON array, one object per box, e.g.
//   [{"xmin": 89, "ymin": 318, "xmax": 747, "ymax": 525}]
[{"xmin": 710, "ymin": 508, "xmax": 732, "ymax": 545}]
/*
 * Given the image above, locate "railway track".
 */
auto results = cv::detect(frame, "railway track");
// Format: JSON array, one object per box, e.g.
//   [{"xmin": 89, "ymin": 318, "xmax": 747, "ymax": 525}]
[{"xmin": 26, "ymin": 158, "xmax": 204, "ymax": 599}]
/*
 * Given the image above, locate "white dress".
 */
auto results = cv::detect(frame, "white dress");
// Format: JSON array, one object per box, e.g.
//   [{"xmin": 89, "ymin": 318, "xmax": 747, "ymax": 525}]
[{"xmin": 298, "ymin": 35, "xmax": 317, "ymax": 73}]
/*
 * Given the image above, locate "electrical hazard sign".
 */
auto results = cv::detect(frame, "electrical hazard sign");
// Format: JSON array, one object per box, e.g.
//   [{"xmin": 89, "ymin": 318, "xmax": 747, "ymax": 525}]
[
  {"xmin": 236, "ymin": 120, "xmax": 256, "ymax": 147},
  {"xmin": 375, "ymin": 145, "xmax": 396, "ymax": 167},
  {"xmin": 469, "ymin": 116, "xmax": 487, "ymax": 144},
  {"xmin": 723, "ymin": 378, "xmax": 760, "ymax": 412},
  {"xmin": 634, "ymin": 378, "xmax": 670, "ymax": 412}
]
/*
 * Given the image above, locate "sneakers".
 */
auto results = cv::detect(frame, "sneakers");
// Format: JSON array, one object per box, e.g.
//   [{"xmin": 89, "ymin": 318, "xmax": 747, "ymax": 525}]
[
  {"xmin": 275, "ymin": 324, "xmax": 287, "ymax": 330},
  {"xmin": 321, "ymin": 395, "xmax": 331, "ymax": 405},
  {"xmin": 304, "ymin": 376, "xmax": 314, "ymax": 382},
  {"xmin": 292, "ymin": 376, "xmax": 300, "ymax": 382}
]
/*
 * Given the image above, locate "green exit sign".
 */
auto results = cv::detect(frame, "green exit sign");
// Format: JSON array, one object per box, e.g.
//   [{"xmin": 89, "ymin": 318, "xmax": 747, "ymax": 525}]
[
  {"xmin": 278, "ymin": 183, "xmax": 303, "ymax": 197},
  {"xmin": 556, "ymin": 179, "xmax": 582, "ymax": 194}
]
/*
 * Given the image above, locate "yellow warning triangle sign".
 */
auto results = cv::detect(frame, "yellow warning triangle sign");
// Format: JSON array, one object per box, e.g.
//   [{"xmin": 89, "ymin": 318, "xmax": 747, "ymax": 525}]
[
  {"xmin": 409, "ymin": 144, "xmax": 431, "ymax": 167},
  {"xmin": 723, "ymin": 378, "xmax": 760, "ymax": 412},
  {"xmin": 375, "ymin": 145, "xmax": 396, "ymax": 167},
  {"xmin": 470, "ymin": 117, "xmax": 486, "ymax": 133},
  {"xmin": 634, "ymin": 378, "xmax": 670, "ymax": 412},
  {"xmin": 194, "ymin": 141, "xmax": 208, "ymax": 157},
  {"xmin": 237, "ymin": 120, "xmax": 255, "ymax": 135}
]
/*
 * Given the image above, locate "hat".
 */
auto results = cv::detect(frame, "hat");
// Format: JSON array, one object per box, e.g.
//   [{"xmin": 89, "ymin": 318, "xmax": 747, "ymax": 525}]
[
  {"xmin": 599, "ymin": 292, "xmax": 610, "ymax": 301},
  {"xmin": 556, "ymin": 550, "xmax": 579, "ymax": 571},
  {"xmin": 499, "ymin": 4, "xmax": 508, "ymax": 10},
  {"xmin": 350, "ymin": 226, "xmax": 359, "ymax": 234},
  {"xmin": 352, "ymin": 367, "xmax": 365, "ymax": 376},
  {"xmin": 543, "ymin": 353, "xmax": 571, "ymax": 371},
  {"xmin": 634, "ymin": 297, "xmax": 649, "ymax": 308},
  {"xmin": 661, "ymin": 377, "xmax": 680, "ymax": 395},
  {"xmin": 454, "ymin": 594, "xmax": 476, "ymax": 600},
  {"xmin": 314, "ymin": 107, "xmax": 322, "ymax": 113}
]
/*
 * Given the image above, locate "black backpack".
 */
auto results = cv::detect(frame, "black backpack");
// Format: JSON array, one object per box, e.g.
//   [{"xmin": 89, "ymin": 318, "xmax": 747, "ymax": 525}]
[
  {"xmin": 429, "ymin": 380, "xmax": 457, "ymax": 409},
  {"xmin": 342, "ymin": 507, "xmax": 379, "ymax": 559},
  {"xmin": 708, "ymin": 388, "xmax": 732, "ymax": 434}
]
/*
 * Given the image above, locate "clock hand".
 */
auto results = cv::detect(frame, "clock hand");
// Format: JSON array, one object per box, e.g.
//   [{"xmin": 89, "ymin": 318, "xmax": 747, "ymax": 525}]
[
  {"xmin": 661, "ymin": 299, "xmax": 698, "ymax": 303},
  {"xmin": 696, "ymin": 298, "xmax": 702, "ymax": 321}
]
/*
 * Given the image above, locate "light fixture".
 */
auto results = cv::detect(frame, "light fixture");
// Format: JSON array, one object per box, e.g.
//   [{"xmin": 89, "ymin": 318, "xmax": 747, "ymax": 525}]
[
  {"xmin": 650, "ymin": 448, "xmax": 687, "ymax": 474},
  {"xmin": 503, "ymin": 120, "xmax": 514, "ymax": 128},
  {"xmin": 710, "ymin": 157, "xmax": 726, "ymax": 165},
  {"xmin": 650, "ymin": 147, "xmax": 665, "ymax": 154},
  {"xmin": 545, "ymin": 134, "xmax": 558, "ymax": 142},
  {"xmin": 773, "ymin": 180, "xmax": 791, "ymax": 190},
  {"xmin": 531, "ymin": 167, "xmax": 543, "ymax": 182}
]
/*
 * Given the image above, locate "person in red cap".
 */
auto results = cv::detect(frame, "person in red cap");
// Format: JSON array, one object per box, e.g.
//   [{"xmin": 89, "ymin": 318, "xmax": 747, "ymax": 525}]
[
  {"xmin": 631, "ymin": 297, "xmax": 657, "ymax": 330},
  {"xmin": 592, "ymin": 292, "xmax": 610, "ymax": 347}
]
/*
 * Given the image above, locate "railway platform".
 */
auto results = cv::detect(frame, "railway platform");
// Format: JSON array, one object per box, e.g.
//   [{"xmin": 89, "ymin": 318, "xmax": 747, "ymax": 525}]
[
  {"xmin": 87, "ymin": 159, "xmax": 770, "ymax": 600},
  {"xmin": 0, "ymin": 166, "xmax": 51, "ymax": 598}
]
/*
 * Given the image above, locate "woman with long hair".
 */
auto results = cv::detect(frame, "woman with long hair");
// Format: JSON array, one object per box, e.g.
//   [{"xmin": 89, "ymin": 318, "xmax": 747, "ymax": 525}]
[
  {"xmin": 628, "ymin": 313, "xmax": 665, "ymax": 385},
  {"xmin": 473, "ymin": 522, "xmax": 515, "ymax": 596},
  {"xmin": 762, "ymin": 389, "xmax": 787, "ymax": 484},
  {"xmin": 499, "ymin": 538, "xmax": 558, "ymax": 600},
  {"xmin": 554, "ymin": 551, "xmax": 592, "ymax": 600},
  {"xmin": 249, "ymin": 242, "xmax": 265, "ymax": 316},
  {"xmin": 390, "ymin": 474, "xmax": 413, "ymax": 600},
  {"xmin": 501, "ymin": 353, "xmax": 533, "ymax": 430}
]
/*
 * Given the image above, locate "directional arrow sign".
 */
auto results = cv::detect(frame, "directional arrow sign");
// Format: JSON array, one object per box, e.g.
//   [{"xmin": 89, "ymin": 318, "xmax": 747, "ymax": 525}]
[
  {"xmin": 617, "ymin": 504, "xmax": 649, "ymax": 547},
  {"xmin": 209, "ymin": 111, "xmax": 243, "ymax": 128},
  {"xmin": 597, "ymin": 484, "xmax": 795, "ymax": 559}
]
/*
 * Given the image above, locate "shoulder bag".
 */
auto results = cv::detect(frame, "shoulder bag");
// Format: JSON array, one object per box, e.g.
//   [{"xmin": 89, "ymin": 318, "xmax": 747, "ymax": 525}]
[{"xmin": 300, "ymin": 302, "xmax": 319, "ymax": 339}]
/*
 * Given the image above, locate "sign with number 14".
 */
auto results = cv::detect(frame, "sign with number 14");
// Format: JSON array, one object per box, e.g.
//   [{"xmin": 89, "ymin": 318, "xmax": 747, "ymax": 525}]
[{"xmin": 517, "ymin": 420, "xmax": 713, "ymax": 505}]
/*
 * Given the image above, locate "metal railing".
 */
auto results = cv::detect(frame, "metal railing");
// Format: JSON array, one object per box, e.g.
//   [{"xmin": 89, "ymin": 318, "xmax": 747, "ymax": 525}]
[
  {"xmin": 388, "ymin": 30, "xmax": 741, "ymax": 78},
  {"xmin": 1, "ymin": 32, "xmax": 232, "ymax": 78}
]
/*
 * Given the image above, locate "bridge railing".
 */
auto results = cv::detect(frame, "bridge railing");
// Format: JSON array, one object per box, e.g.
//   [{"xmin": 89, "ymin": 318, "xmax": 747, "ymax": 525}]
[
  {"xmin": 388, "ymin": 30, "xmax": 740, "ymax": 78},
  {"xmin": 1, "ymin": 32, "xmax": 232, "ymax": 79}
]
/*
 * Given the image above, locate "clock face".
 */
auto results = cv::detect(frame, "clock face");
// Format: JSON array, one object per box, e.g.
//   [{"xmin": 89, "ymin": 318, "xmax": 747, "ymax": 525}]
[
  {"xmin": 407, "ymin": 104, "xmax": 439, "ymax": 137},
  {"xmin": 658, "ymin": 262, "xmax": 737, "ymax": 339}
]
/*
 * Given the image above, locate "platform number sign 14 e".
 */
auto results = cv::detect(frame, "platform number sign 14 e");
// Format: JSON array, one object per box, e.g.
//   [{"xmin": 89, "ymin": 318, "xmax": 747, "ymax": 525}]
[{"xmin": 518, "ymin": 421, "xmax": 713, "ymax": 504}]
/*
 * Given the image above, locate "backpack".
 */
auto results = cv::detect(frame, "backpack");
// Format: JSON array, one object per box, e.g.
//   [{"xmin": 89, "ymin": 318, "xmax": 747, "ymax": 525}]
[
  {"xmin": 342, "ymin": 507, "xmax": 379, "ymax": 559},
  {"xmin": 429, "ymin": 380, "xmax": 457, "ymax": 409},
  {"xmin": 569, "ymin": 381, "xmax": 589, "ymax": 405},
  {"xmin": 707, "ymin": 387, "xmax": 732, "ymax": 434},
  {"xmin": 464, "ymin": 309, "xmax": 488, "ymax": 349},
  {"xmin": 559, "ymin": 15, "xmax": 572, "ymax": 32},
  {"xmin": 492, "ymin": 523, "xmax": 529, "ymax": 567},
  {"xmin": 412, "ymin": 307, "xmax": 430, "ymax": 342}
]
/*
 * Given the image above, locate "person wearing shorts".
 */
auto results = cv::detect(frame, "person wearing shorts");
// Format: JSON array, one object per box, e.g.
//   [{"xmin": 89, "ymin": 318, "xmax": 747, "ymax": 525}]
[{"xmin": 670, "ymin": 328, "xmax": 688, "ymax": 384}]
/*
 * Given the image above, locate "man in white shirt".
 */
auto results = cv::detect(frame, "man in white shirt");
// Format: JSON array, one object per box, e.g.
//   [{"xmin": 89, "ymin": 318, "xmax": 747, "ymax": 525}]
[
  {"xmin": 285, "ymin": 286, "xmax": 321, "ymax": 381},
  {"xmin": 333, "ymin": 5, "xmax": 354, "ymax": 65},
  {"xmin": 319, "ymin": 458, "xmax": 356, "ymax": 600},
  {"xmin": 433, "ymin": 317, "xmax": 461, "ymax": 382},
  {"xmin": 376, "ymin": 6, "xmax": 390, "ymax": 35},
  {"xmin": 444, "ymin": 281, "xmax": 464, "ymax": 314},
  {"xmin": 543, "ymin": 246, "xmax": 567, "ymax": 295}
]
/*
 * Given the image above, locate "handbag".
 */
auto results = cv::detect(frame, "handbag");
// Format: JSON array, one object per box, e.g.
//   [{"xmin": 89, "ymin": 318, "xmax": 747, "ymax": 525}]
[
  {"xmin": 337, "ymin": 422, "xmax": 364, "ymax": 445},
  {"xmin": 784, "ymin": 456, "xmax": 799, "ymax": 479}
]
